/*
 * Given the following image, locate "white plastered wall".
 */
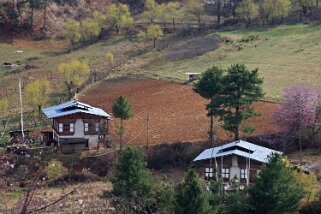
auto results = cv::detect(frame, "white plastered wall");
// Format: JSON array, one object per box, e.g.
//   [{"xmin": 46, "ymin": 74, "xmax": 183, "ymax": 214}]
[
  {"xmin": 230, "ymin": 155, "xmax": 240, "ymax": 180},
  {"xmin": 56, "ymin": 119, "xmax": 99, "ymax": 149}
]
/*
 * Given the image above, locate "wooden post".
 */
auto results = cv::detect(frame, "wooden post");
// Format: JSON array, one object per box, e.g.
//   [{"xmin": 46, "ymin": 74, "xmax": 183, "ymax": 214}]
[
  {"xmin": 19, "ymin": 78, "xmax": 25, "ymax": 142},
  {"xmin": 247, "ymin": 146, "xmax": 251, "ymax": 186}
]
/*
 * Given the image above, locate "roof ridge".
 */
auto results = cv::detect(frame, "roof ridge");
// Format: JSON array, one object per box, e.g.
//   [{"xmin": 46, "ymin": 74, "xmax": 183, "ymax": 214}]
[{"xmin": 42, "ymin": 100, "xmax": 111, "ymax": 119}]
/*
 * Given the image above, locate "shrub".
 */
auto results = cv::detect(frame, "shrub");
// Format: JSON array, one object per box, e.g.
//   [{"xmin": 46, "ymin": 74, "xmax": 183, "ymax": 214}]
[
  {"xmin": 146, "ymin": 142, "xmax": 207, "ymax": 169},
  {"xmin": 300, "ymin": 191, "xmax": 321, "ymax": 214},
  {"xmin": 46, "ymin": 159, "xmax": 64, "ymax": 180}
]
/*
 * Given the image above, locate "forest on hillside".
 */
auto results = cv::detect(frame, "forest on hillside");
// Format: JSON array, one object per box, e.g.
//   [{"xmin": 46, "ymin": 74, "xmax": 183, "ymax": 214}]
[{"xmin": 1, "ymin": 0, "xmax": 320, "ymax": 38}]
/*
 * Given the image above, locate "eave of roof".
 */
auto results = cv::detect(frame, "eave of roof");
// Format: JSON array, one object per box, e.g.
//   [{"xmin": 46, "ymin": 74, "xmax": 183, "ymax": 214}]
[
  {"xmin": 42, "ymin": 100, "xmax": 112, "ymax": 119},
  {"xmin": 193, "ymin": 140, "xmax": 282, "ymax": 163}
]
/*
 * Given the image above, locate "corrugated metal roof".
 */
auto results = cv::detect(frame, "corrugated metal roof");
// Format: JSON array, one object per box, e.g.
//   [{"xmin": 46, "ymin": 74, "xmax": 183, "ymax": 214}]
[
  {"xmin": 193, "ymin": 140, "xmax": 282, "ymax": 163},
  {"xmin": 42, "ymin": 100, "xmax": 112, "ymax": 119}
]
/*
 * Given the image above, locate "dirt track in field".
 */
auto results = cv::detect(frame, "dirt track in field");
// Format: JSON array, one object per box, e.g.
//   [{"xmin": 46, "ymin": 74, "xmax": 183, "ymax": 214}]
[{"xmin": 80, "ymin": 77, "xmax": 280, "ymax": 146}]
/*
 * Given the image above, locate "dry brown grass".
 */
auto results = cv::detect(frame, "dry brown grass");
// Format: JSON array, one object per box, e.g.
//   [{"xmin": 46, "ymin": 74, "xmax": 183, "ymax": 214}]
[{"xmin": 0, "ymin": 181, "xmax": 112, "ymax": 212}]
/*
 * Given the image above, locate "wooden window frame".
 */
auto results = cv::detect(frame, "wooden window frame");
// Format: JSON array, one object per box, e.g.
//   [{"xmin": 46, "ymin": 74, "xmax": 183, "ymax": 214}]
[
  {"xmin": 222, "ymin": 168, "xmax": 230, "ymax": 178},
  {"xmin": 59, "ymin": 123, "xmax": 63, "ymax": 132},
  {"xmin": 84, "ymin": 123, "xmax": 89, "ymax": 132},
  {"xmin": 58, "ymin": 122, "xmax": 75, "ymax": 135},
  {"xmin": 84, "ymin": 120, "xmax": 99, "ymax": 135},
  {"xmin": 240, "ymin": 169, "xmax": 247, "ymax": 179},
  {"xmin": 70, "ymin": 123, "xmax": 75, "ymax": 133},
  {"xmin": 205, "ymin": 168, "xmax": 214, "ymax": 178}
]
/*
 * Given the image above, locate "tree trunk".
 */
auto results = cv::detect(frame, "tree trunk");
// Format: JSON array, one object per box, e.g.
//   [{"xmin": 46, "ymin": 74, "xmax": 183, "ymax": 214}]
[
  {"xmin": 29, "ymin": 0, "xmax": 34, "ymax": 28},
  {"xmin": 208, "ymin": 108, "xmax": 216, "ymax": 183},
  {"xmin": 271, "ymin": 17, "xmax": 275, "ymax": 26},
  {"xmin": 12, "ymin": 0, "xmax": 16, "ymax": 13},
  {"xmin": 210, "ymin": 112, "xmax": 214, "ymax": 145},
  {"xmin": 38, "ymin": 105, "xmax": 42, "ymax": 120},
  {"xmin": 116, "ymin": 26, "xmax": 120, "ymax": 34},
  {"xmin": 65, "ymin": 81, "xmax": 73, "ymax": 99},
  {"xmin": 2, "ymin": 120, "xmax": 5, "ymax": 130},
  {"xmin": 120, "ymin": 118, "xmax": 123, "ymax": 151},
  {"xmin": 217, "ymin": 0, "xmax": 221, "ymax": 28},
  {"xmin": 42, "ymin": 0, "xmax": 47, "ymax": 29},
  {"xmin": 163, "ymin": 20, "xmax": 166, "ymax": 29},
  {"xmin": 299, "ymin": 127, "xmax": 302, "ymax": 166},
  {"xmin": 153, "ymin": 37, "xmax": 156, "ymax": 48},
  {"xmin": 235, "ymin": 106, "xmax": 240, "ymax": 141},
  {"xmin": 198, "ymin": 15, "xmax": 201, "ymax": 34},
  {"xmin": 246, "ymin": 18, "xmax": 251, "ymax": 28},
  {"xmin": 302, "ymin": 6, "xmax": 307, "ymax": 17}
]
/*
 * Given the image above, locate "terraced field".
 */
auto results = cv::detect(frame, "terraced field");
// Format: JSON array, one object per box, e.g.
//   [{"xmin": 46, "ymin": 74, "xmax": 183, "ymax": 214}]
[{"xmin": 80, "ymin": 77, "xmax": 280, "ymax": 145}]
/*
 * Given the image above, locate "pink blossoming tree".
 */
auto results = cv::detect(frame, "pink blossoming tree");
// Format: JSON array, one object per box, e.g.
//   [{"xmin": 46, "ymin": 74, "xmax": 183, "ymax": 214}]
[{"xmin": 275, "ymin": 85, "xmax": 320, "ymax": 165}]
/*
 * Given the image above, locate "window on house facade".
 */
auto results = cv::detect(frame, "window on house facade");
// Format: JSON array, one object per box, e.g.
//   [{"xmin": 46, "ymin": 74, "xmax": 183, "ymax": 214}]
[
  {"xmin": 58, "ymin": 123, "xmax": 74, "ymax": 133},
  {"xmin": 95, "ymin": 123, "xmax": 99, "ymax": 132},
  {"xmin": 84, "ymin": 121, "xmax": 99, "ymax": 134},
  {"xmin": 222, "ymin": 168, "xmax": 229, "ymax": 178},
  {"xmin": 70, "ymin": 123, "xmax": 74, "ymax": 133},
  {"xmin": 59, "ymin": 123, "xmax": 63, "ymax": 132},
  {"xmin": 84, "ymin": 123, "xmax": 89, "ymax": 132},
  {"xmin": 240, "ymin": 169, "xmax": 247, "ymax": 179},
  {"xmin": 205, "ymin": 168, "xmax": 213, "ymax": 178}
]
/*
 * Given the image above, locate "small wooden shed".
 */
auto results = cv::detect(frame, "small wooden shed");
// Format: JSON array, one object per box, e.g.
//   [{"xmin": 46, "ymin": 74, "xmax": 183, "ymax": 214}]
[{"xmin": 185, "ymin": 72, "xmax": 201, "ymax": 81}]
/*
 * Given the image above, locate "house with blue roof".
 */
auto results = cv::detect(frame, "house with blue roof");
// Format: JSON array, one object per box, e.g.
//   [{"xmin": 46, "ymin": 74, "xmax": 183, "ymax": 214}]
[
  {"xmin": 194, "ymin": 140, "xmax": 282, "ymax": 189},
  {"xmin": 42, "ymin": 100, "xmax": 112, "ymax": 153}
]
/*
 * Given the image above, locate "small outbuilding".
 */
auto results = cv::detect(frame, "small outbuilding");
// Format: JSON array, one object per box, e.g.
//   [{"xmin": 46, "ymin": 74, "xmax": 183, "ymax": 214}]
[
  {"xmin": 185, "ymin": 72, "xmax": 201, "ymax": 81},
  {"xmin": 194, "ymin": 140, "xmax": 282, "ymax": 187},
  {"xmin": 42, "ymin": 100, "xmax": 112, "ymax": 153}
]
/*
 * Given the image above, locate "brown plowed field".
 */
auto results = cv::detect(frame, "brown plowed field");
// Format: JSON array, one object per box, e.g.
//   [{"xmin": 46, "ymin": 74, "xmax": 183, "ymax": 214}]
[{"xmin": 80, "ymin": 77, "xmax": 280, "ymax": 146}]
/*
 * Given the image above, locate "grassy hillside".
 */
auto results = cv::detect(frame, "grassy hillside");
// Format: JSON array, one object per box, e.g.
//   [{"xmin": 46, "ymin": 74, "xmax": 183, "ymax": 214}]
[
  {"xmin": 132, "ymin": 24, "xmax": 321, "ymax": 100},
  {"xmin": 1, "ymin": 24, "xmax": 321, "ymax": 104}
]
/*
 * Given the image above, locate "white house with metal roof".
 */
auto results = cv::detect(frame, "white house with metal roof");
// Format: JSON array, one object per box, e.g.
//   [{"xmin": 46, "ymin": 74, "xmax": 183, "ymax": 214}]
[
  {"xmin": 194, "ymin": 140, "xmax": 282, "ymax": 186},
  {"xmin": 42, "ymin": 100, "xmax": 112, "ymax": 153}
]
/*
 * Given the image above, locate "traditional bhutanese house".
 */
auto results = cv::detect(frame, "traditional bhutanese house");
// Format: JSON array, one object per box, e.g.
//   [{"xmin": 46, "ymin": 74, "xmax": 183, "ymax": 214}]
[
  {"xmin": 194, "ymin": 140, "xmax": 282, "ymax": 188},
  {"xmin": 42, "ymin": 100, "xmax": 112, "ymax": 153}
]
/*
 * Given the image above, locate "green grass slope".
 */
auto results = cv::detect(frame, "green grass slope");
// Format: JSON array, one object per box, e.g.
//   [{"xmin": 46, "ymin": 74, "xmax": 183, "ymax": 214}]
[
  {"xmin": 135, "ymin": 24, "xmax": 321, "ymax": 100},
  {"xmin": 1, "ymin": 24, "xmax": 321, "ymax": 102}
]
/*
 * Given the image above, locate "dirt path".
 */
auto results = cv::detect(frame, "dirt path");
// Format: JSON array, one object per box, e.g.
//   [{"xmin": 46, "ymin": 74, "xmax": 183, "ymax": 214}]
[{"xmin": 80, "ymin": 77, "xmax": 280, "ymax": 146}]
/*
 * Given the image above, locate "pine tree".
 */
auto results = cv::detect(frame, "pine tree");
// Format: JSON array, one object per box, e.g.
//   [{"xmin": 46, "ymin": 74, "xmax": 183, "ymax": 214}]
[
  {"xmin": 193, "ymin": 66, "xmax": 224, "ymax": 146},
  {"xmin": 194, "ymin": 64, "xmax": 263, "ymax": 141},
  {"xmin": 175, "ymin": 170, "xmax": 210, "ymax": 214},
  {"xmin": 250, "ymin": 153, "xmax": 305, "ymax": 214},
  {"xmin": 156, "ymin": 183, "xmax": 175, "ymax": 213},
  {"xmin": 111, "ymin": 147, "xmax": 153, "ymax": 199},
  {"xmin": 112, "ymin": 96, "xmax": 133, "ymax": 150},
  {"xmin": 221, "ymin": 64, "xmax": 263, "ymax": 140}
]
